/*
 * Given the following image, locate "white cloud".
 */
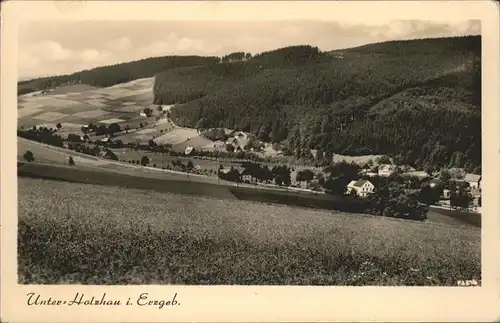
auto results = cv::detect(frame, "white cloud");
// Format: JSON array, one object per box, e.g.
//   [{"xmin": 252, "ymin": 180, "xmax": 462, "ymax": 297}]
[
  {"xmin": 18, "ymin": 51, "xmax": 40, "ymax": 70},
  {"xmin": 108, "ymin": 36, "xmax": 132, "ymax": 51},
  {"xmin": 80, "ymin": 49, "xmax": 112, "ymax": 63},
  {"xmin": 137, "ymin": 34, "xmax": 209, "ymax": 57},
  {"xmin": 37, "ymin": 40, "xmax": 74, "ymax": 62},
  {"xmin": 140, "ymin": 41, "xmax": 171, "ymax": 57},
  {"xmin": 176, "ymin": 37, "xmax": 205, "ymax": 52}
]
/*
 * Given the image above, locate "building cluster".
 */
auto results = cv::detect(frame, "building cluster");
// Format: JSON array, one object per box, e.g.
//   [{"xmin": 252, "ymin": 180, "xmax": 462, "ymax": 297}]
[{"xmin": 348, "ymin": 163, "xmax": 481, "ymax": 208}]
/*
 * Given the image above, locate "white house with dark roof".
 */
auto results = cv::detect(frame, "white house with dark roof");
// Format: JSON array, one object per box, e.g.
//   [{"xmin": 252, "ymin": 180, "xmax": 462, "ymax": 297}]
[
  {"xmin": 464, "ymin": 173, "xmax": 481, "ymax": 189},
  {"xmin": 346, "ymin": 179, "xmax": 375, "ymax": 197}
]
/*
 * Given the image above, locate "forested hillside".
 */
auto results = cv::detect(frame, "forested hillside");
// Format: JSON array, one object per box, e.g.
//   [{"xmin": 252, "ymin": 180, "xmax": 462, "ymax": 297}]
[
  {"xmin": 154, "ymin": 37, "xmax": 481, "ymax": 172},
  {"xmin": 18, "ymin": 55, "xmax": 220, "ymax": 95}
]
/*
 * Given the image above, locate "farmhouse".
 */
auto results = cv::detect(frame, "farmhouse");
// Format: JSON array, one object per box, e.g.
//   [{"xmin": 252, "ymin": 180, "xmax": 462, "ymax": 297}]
[
  {"xmin": 463, "ymin": 173, "xmax": 481, "ymax": 189},
  {"xmin": 139, "ymin": 112, "xmax": 147, "ymax": 117},
  {"xmin": 226, "ymin": 137, "xmax": 243, "ymax": 150},
  {"xmin": 346, "ymin": 179, "xmax": 375, "ymax": 197},
  {"xmin": 184, "ymin": 146, "xmax": 194, "ymax": 155},
  {"xmin": 378, "ymin": 164, "xmax": 397, "ymax": 177}
]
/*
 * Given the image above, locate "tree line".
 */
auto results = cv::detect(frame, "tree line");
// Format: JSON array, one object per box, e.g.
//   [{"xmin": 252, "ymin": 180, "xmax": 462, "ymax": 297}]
[{"xmin": 18, "ymin": 55, "xmax": 220, "ymax": 95}]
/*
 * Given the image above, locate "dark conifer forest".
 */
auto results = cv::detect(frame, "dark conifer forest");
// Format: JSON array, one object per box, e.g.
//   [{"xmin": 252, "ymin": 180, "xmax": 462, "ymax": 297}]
[
  {"xmin": 18, "ymin": 36, "xmax": 481, "ymax": 172},
  {"xmin": 17, "ymin": 55, "xmax": 220, "ymax": 95},
  {"xmin": 155, "ymin": 37, "xmax": 481, "ymax": 172}
]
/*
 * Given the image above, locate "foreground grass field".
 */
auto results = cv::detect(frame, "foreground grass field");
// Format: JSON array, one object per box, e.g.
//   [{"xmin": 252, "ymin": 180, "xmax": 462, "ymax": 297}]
[{"xmin": 18, "ymin": 177, "xmax": 480, "ymax": 285}]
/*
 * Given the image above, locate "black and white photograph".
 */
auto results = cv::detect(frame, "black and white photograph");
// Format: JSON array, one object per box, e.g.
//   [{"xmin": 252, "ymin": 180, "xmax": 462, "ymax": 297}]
[
  {"xmin": 2, "ymin": 1, "xmax": 500, "ymax": 322},
  {"xmin": 15, "ymin": 14, "xmax": 483, "ymax": 287}
]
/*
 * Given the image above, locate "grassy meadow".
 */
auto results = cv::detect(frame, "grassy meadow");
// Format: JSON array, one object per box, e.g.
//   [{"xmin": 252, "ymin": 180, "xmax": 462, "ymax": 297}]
[{"xmin": 18, "ymin": 177, "xmax": 481, "ymax": 285}]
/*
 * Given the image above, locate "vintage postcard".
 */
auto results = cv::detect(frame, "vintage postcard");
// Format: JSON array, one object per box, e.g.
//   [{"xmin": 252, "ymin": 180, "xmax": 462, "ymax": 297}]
[{"xmin": 1, "ymin": 0, "xmax": 499, "ymax": 322}]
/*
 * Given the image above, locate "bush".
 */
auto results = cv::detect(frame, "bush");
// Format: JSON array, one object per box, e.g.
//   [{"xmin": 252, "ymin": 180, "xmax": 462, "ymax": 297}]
[
  {"xmin": 23, "ymin": 150, "xmax": 35, "ymax": 162},
  {"xmin": 141, "ymin": 156, "xmax": 150, "ymax": 166}
]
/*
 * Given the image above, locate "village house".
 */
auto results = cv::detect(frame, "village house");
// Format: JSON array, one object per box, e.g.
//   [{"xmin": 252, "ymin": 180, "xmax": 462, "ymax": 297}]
[
  {"xmin": 184, "ymin": 146, "xmax": 194, "ymax": 155},
  {"xmin": 463, "ymin": 173, "xmax": 481, "ymax": 190},
  {"xmin": 226, "ymin": 137, "xmax": 242, "ymax": 150},
  {"xmin": 139, "ymin": 111, "xmax": 147, "ymax": 117},
  {"xmin": 346, "ymin": 179, "xmax": 375, "ymax": 197},
  {"xmin": 378, "ymin": 164, "xmax": 398, "ymax": 177}
]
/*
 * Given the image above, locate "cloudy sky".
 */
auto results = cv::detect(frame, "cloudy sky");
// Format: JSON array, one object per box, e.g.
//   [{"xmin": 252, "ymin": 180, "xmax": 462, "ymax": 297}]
[{"xmin": 18, "ymin": 19, "xmax": 480, "ymax": 80}]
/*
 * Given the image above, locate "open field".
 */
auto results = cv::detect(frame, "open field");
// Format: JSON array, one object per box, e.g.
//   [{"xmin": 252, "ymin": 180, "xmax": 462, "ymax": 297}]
[
  {"xmin": 17, "ymin": 150, "xmax": 481, "ymax": 230},
  {"xmin": 153, "ymin": 127, "xmax": 199, "ymax": 145},
  {"xmin": 18, "ymin": 177, "xmax": 480, "ymax": 285},
  {"xmin": 172, "ymin": 135, "xmax": 214, "ymax": 153},
  {"xmin": 18, "ymin": 77, "xmax": 157, "ymax": 132},
  {"xmin": 111, "ymin": 118, "xmax": 175, "ymax": 143},
  {"xmin": 18, "ymin": 137, "xmax": 482, "ymax": 229},
  {"xmin": 332, "ymin": 154, "xmax": 386, "ymax": 165},
  {"xmin": 109, "ymin": 148, "xmax": 245, "ymax": 170},
  {"xmin": 17, "ymin": 138, "xmax": 233, "ymax": 184},
  {"xmin": 39, "ymin": 84, "xmax": 98, "ymax": 95}
]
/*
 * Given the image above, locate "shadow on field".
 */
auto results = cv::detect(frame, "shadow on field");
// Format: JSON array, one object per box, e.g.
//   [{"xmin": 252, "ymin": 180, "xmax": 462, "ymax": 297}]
[
  {"xmin": 428, "ymin": 207, "xmax": 481, "ymax": 227},
  {"xmin": 17, "ymin": 162, "xmax": 236, "ymax": 200},
  {"xmin": 230, "ymin": 187, "xmax": 369, "ymax": 213}
]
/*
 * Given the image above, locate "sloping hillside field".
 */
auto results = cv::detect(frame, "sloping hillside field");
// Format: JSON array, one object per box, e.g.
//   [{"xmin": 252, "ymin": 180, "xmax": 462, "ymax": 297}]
[
  {"xmin": 18, "ymin": 77, "xmax": 156, "ymax": 130},
  {"xmin": 18, "ymin": 177, "xmax": 480, "ymax": 285}
]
